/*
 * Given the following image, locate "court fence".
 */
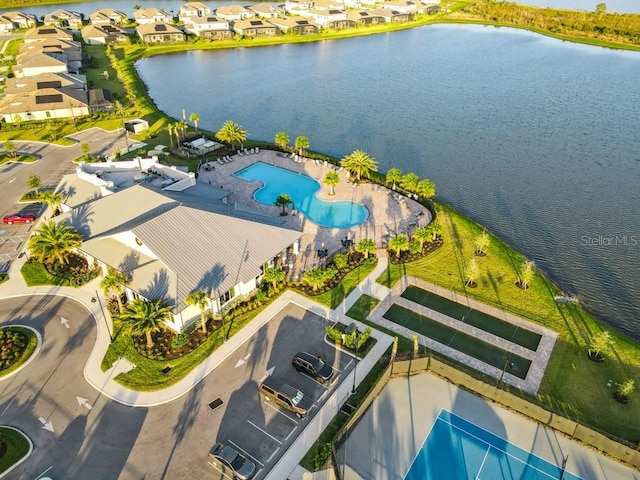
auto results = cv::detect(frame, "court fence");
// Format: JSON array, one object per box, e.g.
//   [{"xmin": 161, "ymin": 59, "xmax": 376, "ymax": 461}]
[{"xmin": 331, "ymin": 353, "xmax": 640, "ymax": 479}]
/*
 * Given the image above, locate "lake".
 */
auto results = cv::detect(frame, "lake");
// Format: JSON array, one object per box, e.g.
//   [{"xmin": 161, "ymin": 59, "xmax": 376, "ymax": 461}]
[
  {"xmin": 2, "ymin": 0, "xmax": 640, "ymax": 16},
  {"xmin": 136, "ymin": 24, "xmax": 640, "ymax": 338}
]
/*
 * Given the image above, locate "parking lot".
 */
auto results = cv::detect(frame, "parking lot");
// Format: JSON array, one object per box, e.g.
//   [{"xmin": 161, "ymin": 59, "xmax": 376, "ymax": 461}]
[
  {"xmin": 205, "ymin": 303, "xmax": 355, "ymax": 480},
  {"xmin": 0, "ymin": 202, "xmax": 43, "ymax": 272}
]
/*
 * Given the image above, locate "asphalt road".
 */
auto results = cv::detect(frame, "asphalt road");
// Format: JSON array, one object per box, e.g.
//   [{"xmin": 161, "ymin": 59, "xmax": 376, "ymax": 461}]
[{"xmin": 0, "ymin": 297, "xmax": 353, "ymax": 479}]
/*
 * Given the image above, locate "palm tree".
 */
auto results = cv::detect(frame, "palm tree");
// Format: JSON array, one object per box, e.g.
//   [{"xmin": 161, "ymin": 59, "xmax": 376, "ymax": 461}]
[
  {"xmin": 27, "ymin": 174, "xmax": 42, "ymax": 194},
  {"xmin": 400, "ymin": 173, "xmax": 419, "ymax": 193},
  {"xmin": 302, "ymin": 268, "xmax": 327, "ymax": 292},
  {"xmin": 38, "ymin": 190, "xmax": 65, "ymax": 216},
  {"xmin": 341, "ymin": 150, "xmax": 378, "ymax": 181},
  {"xmin": 275, "ymin": 131, "xmax": 289, "ymax": 150},
  {"xmin": 100, "ymin": 271, "xmax": 130, "ymax": 314},
  {"xmin": 416, "ymin": 179, "xmax": 435, "ymax": 199},
  {"xmin": 27, "ymin": 221, "xmax": 82, "ymax": 265},
  {"xmin": 216, "ymin": 120, "xmax": 248, "ymax": 149},
  {"xmin": 186, "ymin": 290, "xmax": 210, "ymax": 334},
  {"xmin": 388, "ymin": 233, "xmax": 409, "ymax": 259},
  {"xmin": 519, "ymin": 260, "xmax": 535, "ymax": 289},
  {"xmin": 189, "ymin": 112, "xmax": 200, "ymax": 133},
  {"xmin": 589, "ymin": 330, "xmax": 612, "ymax": 359},
  {"xmin": 262, "ymin": 266, "xmax": 285, "ymax": 290},
  {"xmin": 274, "ymin": 194, "xmax": 292, "ymax": 216},
  {"xmin": 294, "ymin": 136, "xmax": 309, "ymax": 156},
  {"xmin": 4, "ymin": 139, "xmax": 17, "ymax": 158},
  {"xmin": 173, "ymin": 122, "xmax": 182, "ymax": 145},
  {"xmin": 428, "ymin": 221, "xmax": 442, "ymax": 241},
  {"xmin": 324, "ymin": 171, "xmax": 340, "ymax": 196},
  {"xmin": 124, "ymin": 298, "xmax": 171, "ymax": 350},
  {"xmin": 474, "ymin": 230, "xmax": 491, "ymax": 255},
  {"xmin": 412, "ymin": 227, "xmax": 431, "ymax": 249},
  {"xmin": 356, "ymin": 238, "xmax": 376, "ymax": 259},
  {"xmin": 386, "ymin": 168, "xmax": 402, "ymax": 190},
  {"xmin": 167, "ymin": 123, "xmax": 175, "ymax": 149},
  {"xmin": 465, "ymin": 258, "xmax": 480, "ymax": 286}
]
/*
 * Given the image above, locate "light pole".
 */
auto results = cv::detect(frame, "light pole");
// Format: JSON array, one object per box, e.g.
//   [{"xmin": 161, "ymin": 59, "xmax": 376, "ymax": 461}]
[{"xmin": 92, "ymin": 290, "xmax": 113, "ymax": 343}]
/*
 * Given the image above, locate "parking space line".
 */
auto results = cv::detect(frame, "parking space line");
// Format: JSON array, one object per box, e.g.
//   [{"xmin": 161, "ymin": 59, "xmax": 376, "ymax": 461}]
[
  {"xmin": 247, "ymin": 420, "xmax": 283, "ymax": 445},
  {"xmin": 330, "ymin": 373, "xmax": 341, "ymax": 386},
  {"xmin": 255, "ymin": 467, "xmax": 264, "ymax": 478},
  {"xmin": 285, "ymin": 427, "xmax": 297, "ymax": 442},
  {"xmin": 319, "ymin": 389, "xmax": 330, "ymax": 402},
  {"xmin": 265, "ymin": 401, "xmax": 298, "ymax": 425},
  {"xmin": 267, "ymin": 447, "xmax": 280, "ymax": 464},
  {"xmin": 227, "ymin": 439, "xmax": 265, "ymax": 467},
  {"xmin": 343, "ymin": 359, "xmax": 354, "ymax": 372}
]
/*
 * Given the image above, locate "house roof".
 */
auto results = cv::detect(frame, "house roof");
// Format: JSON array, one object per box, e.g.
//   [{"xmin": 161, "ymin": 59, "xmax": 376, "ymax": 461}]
[
  {"xmin": 233, "ymin": 18, "xmax": 275, "ymax": 30},
  {"xmin": 270, "ymin": 16, "xmax": 319, "ymax": 28},
  {"xmin": 44, "ymin": 9, "xmax": 82, "ymax": 23},
  {"xmin": 89, "ymin": 88, "xmax": 113, "ymax": 106},
  {"xmin": 132, "ymin": 204, "xmax": 302, "ymax": 310},
  {"xmin": 136, "ymin": 22, "xmax": 184, "ymax": 36},
  {"xmin": 56, "ymin": 184, "xmax": 180, "ymax": 240},
  {"xmin": 82, "ymin": 23, "xmax": 128, "ymax": 39},
  {"xmin": 23, "ymin": 26, "xmax": 73, "ymax": 42},
  {"xmin": 89, "ymin": 9, "xmax": 128, "ymax": 23},
  {"xmin": 3, "ymin": 71, "xmax": 86, "ymax": 95},
  {"xmin": 248, "ymin": 3, "xmax": 284, "ymax": 15},
  {"xmin": 216, "ymin": 5, "xmax": 251, "ymax": 16},
  {"xmin": 133, "ymin": 8, "xmax": 172, "ymax": 21},
  {"xmin": 0, "ymin": 87, "xmax": 88, "ymax": 116},
  {"xmin": 55, "ymin": 174, "xmax": 102, "ymax": 208}
]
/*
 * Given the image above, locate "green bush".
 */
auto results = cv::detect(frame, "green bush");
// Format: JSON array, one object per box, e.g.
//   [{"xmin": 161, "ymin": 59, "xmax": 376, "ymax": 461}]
[
  {"xmin": 326, "ymin": 326, "xmax": 342, "ymax": 342},
  {"xmin": 171, "ymin": 333, "xmax": 190, "ymax": 349}
]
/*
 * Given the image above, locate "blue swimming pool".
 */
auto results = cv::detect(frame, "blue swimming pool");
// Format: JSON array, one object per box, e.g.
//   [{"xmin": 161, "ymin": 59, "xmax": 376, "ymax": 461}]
[{"xmin": 235, "ymin": 162, "xmax": 369, "ymax": 228}]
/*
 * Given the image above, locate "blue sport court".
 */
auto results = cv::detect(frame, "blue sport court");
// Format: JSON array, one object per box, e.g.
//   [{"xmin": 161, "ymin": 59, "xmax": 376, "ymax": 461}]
[{"xmin": 405, "ymin": 410, "xmax": 582, "ymax": 480}]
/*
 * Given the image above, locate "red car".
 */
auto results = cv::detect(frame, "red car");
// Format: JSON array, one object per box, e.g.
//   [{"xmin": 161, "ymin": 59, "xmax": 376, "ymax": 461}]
[{"xmin": 3, "ymin": 213, "xmax": 36, "ymax": 225}]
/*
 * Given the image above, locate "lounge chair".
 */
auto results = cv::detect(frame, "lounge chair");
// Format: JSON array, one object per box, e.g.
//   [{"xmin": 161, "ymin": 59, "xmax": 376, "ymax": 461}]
[
  {"xmin": 256, "ymin": 147, "xmax": 260, "ymax": 153},
  {"xmin": 237, "ymin": 150, "xmax": 244, "ymax": 156},
  {"xmin": 217, "ymin": 159, "xmax": 224, "ymax": 166}
]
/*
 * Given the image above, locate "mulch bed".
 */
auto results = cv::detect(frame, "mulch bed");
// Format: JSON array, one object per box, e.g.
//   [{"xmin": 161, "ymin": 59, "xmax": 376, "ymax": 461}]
[{"xmin": 388, "ymin": 237, "xmax": 444, "ymax": 265}]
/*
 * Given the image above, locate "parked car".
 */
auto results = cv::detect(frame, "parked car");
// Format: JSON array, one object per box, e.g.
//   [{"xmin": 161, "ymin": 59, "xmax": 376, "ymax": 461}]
[
  {"xmin": 208, "ymin": 442, "xmax": 256, "ymax": 480},
  {"xmin": 292, "ymin": 351, "xmax": 334, "ymax": 383},
  {"xmin": 258, "ymin": 375, "xmax": 313, "ymax": 418},
  {"xmin": 3, "ymin": 213, "xmax": 35, "ymax": 224}
]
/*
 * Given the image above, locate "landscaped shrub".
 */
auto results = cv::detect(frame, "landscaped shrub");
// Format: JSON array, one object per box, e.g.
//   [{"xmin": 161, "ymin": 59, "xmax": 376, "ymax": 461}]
[
  {"xmin": 0, "ymin": 328, "xmax": 29, "ymax": 372},
  {"xmin": 48, "ymin": 253, "xmax": 99, "ymax": 286},
  {"xmin": 388, "ymin": 236, "xmax": 443, "ymax": 265},
  {"xmin": 326, "ymin": 326, "xmax": 343, "ymax": 343}
]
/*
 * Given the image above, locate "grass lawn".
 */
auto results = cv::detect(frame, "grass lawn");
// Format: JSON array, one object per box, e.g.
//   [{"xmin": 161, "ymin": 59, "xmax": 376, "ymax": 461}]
[
  {"xmin": 20, "ymin": 262, "xmax": 69, "ymax": 287},
  {"xmin": 304, "ymin": 260, "xmax": 378, "ymax": 309},
  {"xmin": 0, "ymin": 153, "xmax": 37, "ymax": 165},
  {"xmin": 377, "ymin": 200, "xmax": 640, "ymax": 443},
  {"xmin": 102, "ymin": 301, "xmax": 272, "ymax": 391},
  {"xmin": 0, "ymin": 427, "xmax": 30, "ymax": 475},
  {"xmin": 0, "ymin": 327, "xmax": 38, "ymax": 379},
  {"xmin": 401, "ymin": 285, "xmax": 542, "ymax": 351},
  {"xmin": 383, "ymin": 304, "xmax": 531, "ymax": 379}
]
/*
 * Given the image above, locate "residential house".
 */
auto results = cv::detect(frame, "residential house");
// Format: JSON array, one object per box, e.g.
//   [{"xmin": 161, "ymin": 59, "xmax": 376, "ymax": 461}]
[
  {"xmin": 19, "ymin": 38, "xmax": 83, "ymax": 73},
  {"xmin": 270, "ymin": 16, "xmax": 319, "ymax": 35},
  {"xmin": 370, "ymin": 8, "xmax": 413, "ymax": 22},
  {"xmin": 283, "ymin": 0, "xmax": 314, "ymax": 15},
  {"xmin": 347, "ymin": 10, "xmax": 385, "ymax": 25},
  {"xmin": 53, "ymin": 182, "xmax": 302, "ymax": 332},
  {"xmin": 23, "ymin": 26, "xmax": 73, "ymax": 43},
  {"xmin": 136, "ymin": 22, "xmax": 186, "ymax": 43},
  {"xmin": 306, "ymin": 9, "xmax": 354, "ymax": 29},
  {"xmin": 89, "ymin": 9, "xmax": 129, "ymax": 26},
  {"xmin": 0, "ymin": 87, "xmax": 89, "ymax": 123},
  {"xmin": 0, "ymin": 16, "xmax": 14, "ymax": 34},
  {"xmin": 179, "ymin": 2, "xmax": 212, "ymax": 18},
  {"xmin": 81, "ymin": 24, "xmax": 129, "ymax": 45},
  {"xmin": 383, "ymin": 0, "xmax": 417, "ymax": 13},
  {"xmin": 181, "ymin": 16, "xmax": 232, "ymax": 40},
  {"xmin": 248, "ymin": 3, "xmax": 285, "ymax": 19},
  {"xmin": 43, "ymin": 9, "xmax": 84, "ymax": 30},
  {"xmin": 215, "ymin": 5, "xmax": 255, "ymax": 21},
  {"xmin": 3, "ymin": 72, "xmax": 87, "ymax": 96},
  {"xmin": 13, "ymin": 52, "xmax": 69, "ymax": 78},
  {"xmin": 1, "ymin": 12, "xmax": 37, "ymax": 30},
  {"xmin": 133, "ymin": 8, "xmax": 173, "ymax": 25},
  {"xmin": 231, "ymin": 18, "xmax": 277, "ymax": 37}
]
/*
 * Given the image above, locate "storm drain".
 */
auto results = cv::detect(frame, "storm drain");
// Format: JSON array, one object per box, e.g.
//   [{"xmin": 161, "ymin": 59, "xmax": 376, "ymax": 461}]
[{"xmin": 208, "ymin": 398, "xmax": 224, "ymax": 411}]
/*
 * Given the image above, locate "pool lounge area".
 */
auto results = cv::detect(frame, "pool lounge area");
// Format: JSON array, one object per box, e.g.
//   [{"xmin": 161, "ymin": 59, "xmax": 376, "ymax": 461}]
[{"xmin": 197, "ymin": 149, "xmax": 431, "ymax": 279}]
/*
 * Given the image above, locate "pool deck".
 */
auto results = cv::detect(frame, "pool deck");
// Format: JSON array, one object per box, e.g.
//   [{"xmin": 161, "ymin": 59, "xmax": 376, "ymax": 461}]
[
  {"xmin": 197, "ymin": 149, "xmax": 431, "ymax": 279},
  {"xmin": 336, "ymin": 372, "xmax": 640, "ymax": 480}
]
